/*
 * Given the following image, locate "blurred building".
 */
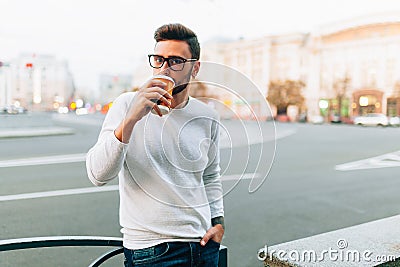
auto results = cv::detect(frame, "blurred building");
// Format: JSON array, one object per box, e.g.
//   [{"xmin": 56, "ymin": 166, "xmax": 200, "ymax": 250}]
[
  {"xmin": 310, "ymin": 13, "xmax": 400, "ymax": 119},
  {"xmin": 0, "ymin": 61, "xmax": 12, "ymax": 109},
  {"xmin": 131, "ymin": 56, "xmax": 153, "ymax": 88},
  {"xmin": 201, "ymin": 34, "xmax": 302, "ymax": 120},
  {"xmin": 98, "ymin": 74, "xmax": 133, "ymax": 104},
  {"xmin": 201, "ymin": 12, "xmax": 400, "ymax": 120},
  {"xmin": 1, "ymin": 53, "xmax": 75, "ymax": 111}
]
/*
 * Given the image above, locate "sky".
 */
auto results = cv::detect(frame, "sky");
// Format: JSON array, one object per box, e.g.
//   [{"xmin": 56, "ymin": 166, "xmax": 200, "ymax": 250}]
[{"xmin": 2, "ymin": 0, "xmax": 400, "ymax": 96}]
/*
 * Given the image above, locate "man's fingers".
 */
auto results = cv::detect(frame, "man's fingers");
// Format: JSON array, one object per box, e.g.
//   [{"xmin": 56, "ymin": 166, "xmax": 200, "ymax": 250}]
[
  {"xmin": 200, "ymin": 236, "xmax": 209, "ymax": 246},
  {"xmin": 152, "ymin": 104, "xmax": 162, "ymax": 117},
  {"xmin": 142, "ymin": 81, "xmax": 173, "ymax": 97},
  {"xmin": 144, "ymin": 92, "xmax": 172, "ymax": 105},
  {"xmin": 200, "ymin": 229, "xmax": 214, "ymax": 246},
  {"xmin": 149, "ymin": 86, "xmax": 173, "ymax": 99},
  {"xmin": 144, "ymin": 90, "xmax": 172, "ymax": 103},
  {"xmin": 160, "ymin": 96, "xmax": 171, "ymax": 107},
  {"xmin": 200, "ymin": 225, "xmax": 224, "ymax": 246},
  {"xmin": 145, "ymin": 80, "xmax": 166, "ymax": 89}
]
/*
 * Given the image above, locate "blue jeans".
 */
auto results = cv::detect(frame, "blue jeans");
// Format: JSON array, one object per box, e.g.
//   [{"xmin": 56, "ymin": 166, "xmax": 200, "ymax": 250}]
[{"xmin": 123, "ymin": 240, "xmax": 220, "ymax": 267}]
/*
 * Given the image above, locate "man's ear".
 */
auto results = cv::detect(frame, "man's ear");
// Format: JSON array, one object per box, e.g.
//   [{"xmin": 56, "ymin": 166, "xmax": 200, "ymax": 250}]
[{"xmin": 191, "ymin": 61, "xmax": 200, "ymax": 78}]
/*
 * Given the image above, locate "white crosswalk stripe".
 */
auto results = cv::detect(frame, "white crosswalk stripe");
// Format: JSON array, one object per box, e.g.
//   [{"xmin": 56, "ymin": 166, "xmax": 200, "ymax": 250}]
[
  {"xmin": 0, "ymin": 173, "xmax": 258, "ymax": 202},
  {"xmin": 335, "ymin": 150, "xmax": 400, "ymax": 171},
  {"xmin": 0, "ymin": 154, "xmax": 86, "ymax": 168}
]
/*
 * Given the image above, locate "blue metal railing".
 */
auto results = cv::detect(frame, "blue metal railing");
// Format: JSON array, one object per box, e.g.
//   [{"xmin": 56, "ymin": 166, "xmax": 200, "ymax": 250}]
[{"xmin": 0, "ymin": 236, "xmax": 228, "ymax": 266}]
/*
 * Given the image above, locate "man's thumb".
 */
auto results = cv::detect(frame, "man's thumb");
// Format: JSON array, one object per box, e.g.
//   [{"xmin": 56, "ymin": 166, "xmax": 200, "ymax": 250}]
[{"xmin": 200, "ymin": 232, "xmax": 211, "ymax": 246}]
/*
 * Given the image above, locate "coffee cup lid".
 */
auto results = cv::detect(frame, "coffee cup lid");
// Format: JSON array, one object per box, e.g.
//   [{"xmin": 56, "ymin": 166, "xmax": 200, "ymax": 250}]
[{"xmin": 153, "ymin": 75, "xmax": 175, "ymax": 85}]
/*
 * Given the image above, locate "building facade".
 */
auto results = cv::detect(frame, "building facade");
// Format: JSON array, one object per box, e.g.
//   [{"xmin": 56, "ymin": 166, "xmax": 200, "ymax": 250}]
[
  {"xmin": 0, "ymin": 53, "xmax": 75, "ymax": 111},
  {"xmin": 311, "ymin": 15, "xmax": 400, "ymax": 119},
  {"xmin": 201, "ymin": 13, "xmax": 400, "ymax": 121},
  {"xmin": 200, "ymin": 37, "xmax": 273, "ymax": 120},
  {"xmin": 98, "ymin": 73, "xmax": 133, "ymax": 104}
]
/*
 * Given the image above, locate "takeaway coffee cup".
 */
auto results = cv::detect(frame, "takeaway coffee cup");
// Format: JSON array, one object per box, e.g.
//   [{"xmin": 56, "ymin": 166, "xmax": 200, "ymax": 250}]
[{"xmin": 150, "ymin": 75, "xmax": 175, "ymax": 115}]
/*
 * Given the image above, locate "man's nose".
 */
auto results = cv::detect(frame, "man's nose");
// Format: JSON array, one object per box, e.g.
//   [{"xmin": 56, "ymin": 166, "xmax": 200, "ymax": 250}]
[{"xmin": 159, "ymin": 62, "xmax": 171, "ymax": 75}]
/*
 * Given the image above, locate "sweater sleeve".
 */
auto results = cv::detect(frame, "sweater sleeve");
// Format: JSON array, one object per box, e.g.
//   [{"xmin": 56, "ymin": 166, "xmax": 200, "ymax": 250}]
[
  {"xmin": 203, "ymin": 118, "xmax": 224, "ymax": 219},
  {"xmin": 86, "ymin": 93, "xmax": 133, "ymax": 186}
]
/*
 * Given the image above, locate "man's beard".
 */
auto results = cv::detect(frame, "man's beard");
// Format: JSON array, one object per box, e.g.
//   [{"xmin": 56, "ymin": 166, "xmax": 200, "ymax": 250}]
[
  {"xmin": 172, "ymin": 82, "xmax": 189, "ymax": 95},
  {"xmin": 171, "ymin": 67, "xmax": 193, "ymax": 96}
]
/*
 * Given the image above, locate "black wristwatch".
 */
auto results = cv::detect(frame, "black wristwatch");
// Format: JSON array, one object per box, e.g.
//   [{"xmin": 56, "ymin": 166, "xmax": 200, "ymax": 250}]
[{"xmin": 211, "ymin": 216, "xmax": 225, "ymax": 230}]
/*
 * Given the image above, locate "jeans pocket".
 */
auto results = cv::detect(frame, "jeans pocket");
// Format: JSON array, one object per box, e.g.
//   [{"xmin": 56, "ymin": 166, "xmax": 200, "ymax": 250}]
[
  {"xmin": 132, "ymin": 243, "xmax": 169, "ymax": 265},
  {"xmin": 124, "ymin": 257, "xmax": 130, "ymax": 267},
  {"xmin": 208, "ymin": 239, "xmax": 221, "ymax": 247}
]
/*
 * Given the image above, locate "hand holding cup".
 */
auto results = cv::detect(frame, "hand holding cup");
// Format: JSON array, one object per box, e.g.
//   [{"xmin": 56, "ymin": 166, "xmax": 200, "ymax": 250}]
[{"xmin": 150, "ymin": 75, "xmax": 175, "ymax": 116}]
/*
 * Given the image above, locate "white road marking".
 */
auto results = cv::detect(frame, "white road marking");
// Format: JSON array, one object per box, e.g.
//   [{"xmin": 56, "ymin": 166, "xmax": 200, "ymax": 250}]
[
  {"xmin": 220, "ymin": 128, "xmax": 296, "ymax": 148},
  {"xmin": 0, "ymin": 173, "xmax": 258, "ymax": 202},
  {"xmin": 0, "ymin": 185, "xmax": 119, "ymax": 202},
  {"xmin": 275, "ymin": 129, "xmax": 297, "ymax": 140},
  {"xmin": 221, "ymin": 172, "xmax": 259, "ymax": 181},
  {"xmin": 335, "ymin": 150, "xmax": 400, "ymax": 171},
  {"xmin": 0, "ymin": 153, "xmax": 86, "ymax": 168},
  {"xmin": 51, "ymin": 114, "xmax": 105, "ymax": 126},
  {"xmin": 0, "ymin": 127, "xmax": 74, "ymax": 138}
]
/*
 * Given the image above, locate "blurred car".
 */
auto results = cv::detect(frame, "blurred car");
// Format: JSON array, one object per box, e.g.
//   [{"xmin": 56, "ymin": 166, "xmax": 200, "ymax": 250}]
[
  {"xmin": 353, "ymin": 113, "xmax": 388, "ymax": 127},
  {"xmin": 389, "ymin": 116, "xmax": 400, "ymax": 127},
  {"xmin": 298, "ymin": 113, "xmax": 307, "ymax": 123},
  {"xmin": 58, "ymin": 106, "xmax": 69, "ymax": 114},
  {"xmin": 1, "ymin": 105, "xmax": 27, "ymax": 114},
  {"xmin": 330, "ymin": 114, "xmax": 342, "ymax": 123},
  {"xmin": 341, "ymin": 116, "xmax": 354, "ymax": 124},
  {"xmin": 310, "ymin": 115, "xmax": 324, "ymax": 124},
  {"xmin": 75, "ymin": 107, "xmax": 88, "ymax": 115},
  {"xmin": 276, "ymin": 114, "xmax": 290, "ymax": 122}
]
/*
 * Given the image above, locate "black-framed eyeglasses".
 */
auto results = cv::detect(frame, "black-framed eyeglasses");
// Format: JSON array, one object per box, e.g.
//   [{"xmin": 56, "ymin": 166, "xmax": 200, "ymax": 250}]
[{"xmin": 148, "ymin": 54, "xmax": 197, "ymax": 71}]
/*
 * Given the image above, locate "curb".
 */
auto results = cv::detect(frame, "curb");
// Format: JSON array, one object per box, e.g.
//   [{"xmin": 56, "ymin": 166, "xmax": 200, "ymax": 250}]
[
  {"xmin": 0, "ymin": 127, "xmax": 74, "ymax": 138},
  {"xmin": 261, "ymin": 215, "xmax": 400, "ymax": 266}
]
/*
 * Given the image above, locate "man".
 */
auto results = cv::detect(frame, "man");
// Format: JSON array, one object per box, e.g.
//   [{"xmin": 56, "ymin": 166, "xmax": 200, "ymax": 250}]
[{"xmin": 86, "ymin": 23, "xmax": 224, "ymax": 266}]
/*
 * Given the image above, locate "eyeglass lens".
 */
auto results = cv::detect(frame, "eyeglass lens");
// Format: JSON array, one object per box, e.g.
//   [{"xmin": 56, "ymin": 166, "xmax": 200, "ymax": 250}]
[{"xmin": 150, "ymin": 55, "xmax": 185, "ymax": 70}]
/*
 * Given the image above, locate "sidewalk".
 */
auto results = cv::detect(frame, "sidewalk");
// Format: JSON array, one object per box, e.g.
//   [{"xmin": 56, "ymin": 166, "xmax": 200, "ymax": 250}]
[
  {"xmin": 0, "ymin": 113, "xmax": 74, "ymax": 138},
  {"xmin": 262, "ymin": 214, "xmax": 400, "ymax": 266},
  {"xmin": 0, "ymin": 127, "xmax": 74, "ymax": 138}
]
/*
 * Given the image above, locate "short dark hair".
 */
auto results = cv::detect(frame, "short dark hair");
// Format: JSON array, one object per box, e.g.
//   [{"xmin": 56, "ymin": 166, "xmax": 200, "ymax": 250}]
[{"xmin": 154, "ymin": 23, "xmax": 200, "ymax": 60}]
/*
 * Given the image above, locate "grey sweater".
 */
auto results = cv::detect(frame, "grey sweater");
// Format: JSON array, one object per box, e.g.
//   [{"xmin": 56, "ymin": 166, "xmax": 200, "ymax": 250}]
[{"xmin": 86, "ymin": 92, "xmax": 224, "ymax": 249}]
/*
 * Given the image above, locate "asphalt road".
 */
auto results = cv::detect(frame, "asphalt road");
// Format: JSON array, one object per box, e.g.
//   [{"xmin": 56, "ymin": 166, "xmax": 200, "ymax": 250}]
[{"xmin": 1, "ymin": 113, "xmax": 400, "ymax": 266}]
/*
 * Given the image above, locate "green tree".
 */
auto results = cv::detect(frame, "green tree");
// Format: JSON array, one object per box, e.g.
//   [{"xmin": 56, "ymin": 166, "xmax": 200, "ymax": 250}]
[
  {"xmin": 333, "ymin": 74, "xmax": 351, "ymax": 120},
  {"xmin": 267, "ymin": 80, "xmax": 305, "ymax": 114}
]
